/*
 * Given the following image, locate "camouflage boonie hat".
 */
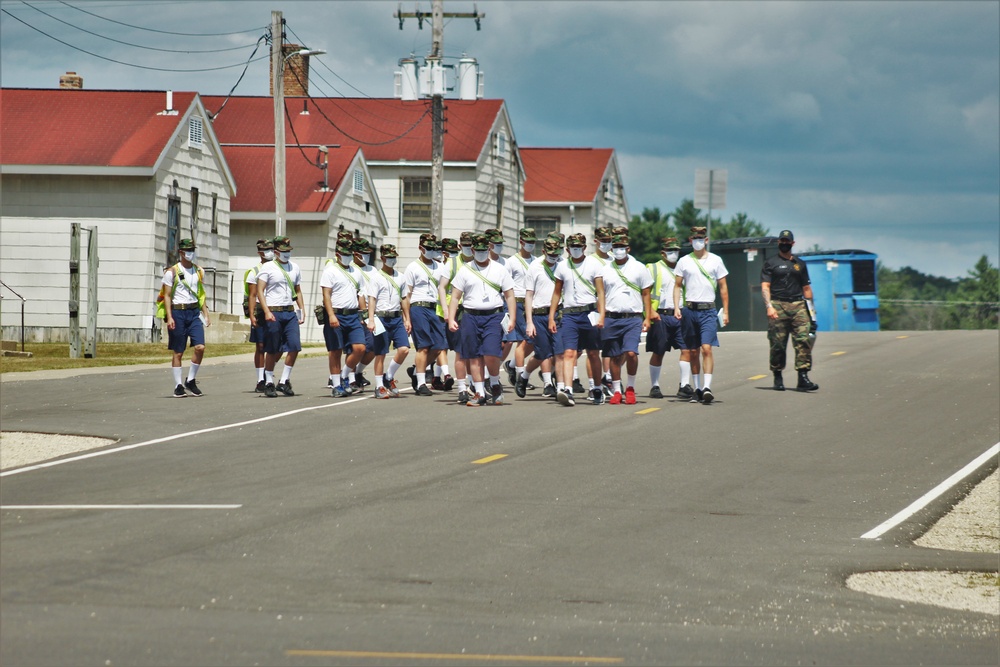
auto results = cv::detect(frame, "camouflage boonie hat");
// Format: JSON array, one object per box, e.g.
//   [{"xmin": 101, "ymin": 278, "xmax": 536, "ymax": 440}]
[
  {"xmin": 256, "ymin": 237, "xmax": 273, "ymax": 251},
  {"xmin": 419, "ymin": 232, "xmax": 437, "ymax": 246},
  {"xmin": 273, "ymin": 236, "xmax": 293, "ymax": 252},
  {"xmin": 611, "ymin": 234, "xmax": 629, "ymax": 246},
  {"xmin": 778, "ymin": 230, "xmax": 794, "ymax": 241},
  {"xmin": 546, "ymin": 232, "xmax": 565, "ymax": 245},
  {"xmin": 594, "ymin": 226, "xmax": 613, "ymax": 241},
  {"xmin": 178, "ymin": 238, "xmax": 196, "ymax": 251},
  {"xmin": 485, "ymin": 228, "xmax": 504, "ymax": 244},
  {"xmin": 543, "ymin": 239, "xmax": 563, "ymax": 254},
  {"xmin": 335, "ymin": 238, "xmax": 353, "ymax": 254},
  {"xmin": 422, "ymin": 237, "xmax": 441, "ymax": 251},
  {"xmin": 518, "ymin": 228, "xmax": 537, "ymax": 242},
  {"xmin": 690, "ymin": 226, "xmax": 708, "ymax": 239},
  {"xmin": 661, "ymin": 236, "xmax": 681, "ymax": 251},
  {"xmin": 471, "ymin": 234, "xmax": 490, "ymax": 251},
  {"xmin": 380, "ymin": 243, "xmax": 398, "ymax": 258},
  {"xmin": 441, "ymin": 238, "xmax": 459, "ymax": 253},
  {"xmin": 611, "ymin": 225, "xmax": 629, "ymax": 238},
  {"xmin": 337, "ymin": 230, "xmax": 354, "ymax": 241},
  {"xmin": 566, "ymin": 232, "xmax": 587, "ymax": 247},
  {"xmin": 459, "ymin": 231, "xmax": 474, "ymax": 244},
  {"xmin": 352, "ymin": 238, "xmax": 373, "ymax": 253}
]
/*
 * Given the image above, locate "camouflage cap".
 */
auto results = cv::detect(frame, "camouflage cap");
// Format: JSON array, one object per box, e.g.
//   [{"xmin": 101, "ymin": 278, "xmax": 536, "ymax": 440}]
[
  {"xmin": 611, "ymin": 225, "xmax": 629, "ymax": 238},
  {"xmin": 422, "ymin": 237, "xmax": 441, "ymax": 251},
  {"xmin": 611, "ymin": 234, "xmax": 629, "ymax": 246},
  {"xmin": 543, "ymin": 239, "xmax": 563, "ymax": 254},
  {"xmin": 546, "ymin": 232, "xmax": 565, "ymax": 245},
  {"xmin": 661, "ymin": 236, "xmax": 681, "ymax": 251},
  {"xmin": 337, "ymin": 230, "xmax": 354, "ymax": 241},
  {"xmin": 178, "ymin": 238, "xmax": 196, "ymax": 251},
  {"xmin": 566, "ymin": 232, "xmax": 587, "ymax": 247},
  {"xmin": 471, "ymin": 234, "xmax": 490, "ymax": 251},
  {"xmin": 519, "ymin": 227, "xmax": 537, "ymax": 242},
  {"xmin": 418, "ymin": 232, "xmax": 437, "ymax": 246},
  {"xmin": 459, "ymin": 231, "xmax": 474, "ymax": 244},
  {"xmin": 335, "ymin": 238, "xmax": 353, "ymax": 254},
  {"xmin": 690, "ymin": 226, "xmax": 708, "ymax": 239},
  {"xmin": 594, "ymin": 226, "xmax": 613, "ymax": 241},
  {"xmin": 273, "ymin": 236, "xmax": 293, "ymax": 252},
  {"xmin": 778, "ymin": 229, "xmax": 794, "ymax": 241},
  {"xmin": 441, "ymin": 237, "xmax": 459, "ymax": 253},
  {"xmin": 379, "ymin": 243, "xmax": 398, "ymax": 258},
  {"xmin": 352, "ymin": 238, "xmax": 373, "ymax": 253},
  {"xmin": 485, "ymin": 228, "xmax": 504, "ymax": 244},
  {"xmin": 256, "ymin": 237, "xmax": 273, "ymax": 251}
]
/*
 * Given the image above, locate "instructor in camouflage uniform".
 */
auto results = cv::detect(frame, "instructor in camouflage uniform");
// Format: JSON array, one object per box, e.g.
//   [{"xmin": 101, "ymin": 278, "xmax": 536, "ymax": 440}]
[{"xmin": 760, "ymin": 230, "xmax": 819, "ymax": 392}]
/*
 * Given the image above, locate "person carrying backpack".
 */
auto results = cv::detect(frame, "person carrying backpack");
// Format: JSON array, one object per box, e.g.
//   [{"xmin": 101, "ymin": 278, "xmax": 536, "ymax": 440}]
[{"xmin": 160, "ymin": 238, "xmax": 210, "ymax": 397}]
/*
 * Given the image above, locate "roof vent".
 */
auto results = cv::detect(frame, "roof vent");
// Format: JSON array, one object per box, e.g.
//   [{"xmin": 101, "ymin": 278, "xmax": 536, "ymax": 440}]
[
  {"xmin": 158, "ymin": 90, "xmax": 179, "ymax": 116},
  {"xmin": 59, "ymin": 71, "xmax": 83, "ymax": 89}
]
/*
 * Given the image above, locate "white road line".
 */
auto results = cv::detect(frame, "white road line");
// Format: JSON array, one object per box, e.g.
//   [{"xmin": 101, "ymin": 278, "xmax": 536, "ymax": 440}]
[
  {"xmin": 1, "ymin": 504, "xmax": 242, "ymax": 510},
  {"xmin": 0, "ymin": 395, "xmax": 372, "ymax": 478},
  {"xmin": 860, "ymin": 442, "xmax": 1000, "ymax": 540}
]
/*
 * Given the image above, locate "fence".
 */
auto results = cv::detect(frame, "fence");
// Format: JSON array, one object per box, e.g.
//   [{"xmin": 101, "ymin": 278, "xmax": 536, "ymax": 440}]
[
  {"xmin": 879, "ymin": 299, "xmax": 999, "ymax": 330},
  {"xmin": 0, "ymin": 280, "xmax": 27, "ymax": 351}
]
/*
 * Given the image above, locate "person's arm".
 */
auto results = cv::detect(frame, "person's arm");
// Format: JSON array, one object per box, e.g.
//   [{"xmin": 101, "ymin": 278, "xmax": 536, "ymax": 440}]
[
  {"xmin": 257, "ymin": 275, "xmax": 275, "ymax": 322},
  {"xmin": 163, "ymin": 271, "xmax": 175, "ymax": 330},
  {"xmin": 672, "ymin": 275, "xmax": 684, "ymax": 320},
  {"xmin": 524, "ymin": 290, "xmax": 535, "ymax": 339},
  {"xmin": 401, "ymin": 295, "xmax": 412, "ymax": 334},
  {"xmin": 503, "ymin": 288, "xmax": 516, "ymax": 334},
  {"xmin": 548, "ymin": 279, "xmax": 564, "ymax": 333},
  {"xmin": 594, "ymin": 276, "xmax": 605, "ymax": 329},
  {"xmin": 366, "ymin": 284, "xmax": 378, "ymax": 332},
  {"xmin": 247, "ymin": 282, "xmax": 259, "ymax": 327},
  {"xmin": 803, "ymin": 284, "xmax": 816, "ymax": 322},
  {"xmin": 447, "ymin": 287, "xmax": 464, "ymax": 331},
  {"xmin": 761, "ymin": 281, "xmax": 777, "ymax": 320},
  {"xmin": 295, "ymin": 284, "xmax": 305, "ymax": 324},
  {"xmin": 719, "ymin": 277, "xmax": 729, "ymax": 327},
  {"xmin": 641, "ymin": 286, "xmax": 652, "ymax": 332}
]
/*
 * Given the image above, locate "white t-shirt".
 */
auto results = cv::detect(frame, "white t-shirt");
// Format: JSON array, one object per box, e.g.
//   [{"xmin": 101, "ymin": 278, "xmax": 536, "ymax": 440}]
[
  {"xmin": 365, "ymin": 267, "xmax": 409, "ymax": 312},
  {"xmin": 319, "ymin": 259, "xmax": 362, "ymax": 310},
  {"xmin": 648, "ymin": 260, "xmax": 680, "ymax": 310},
  {"xmin": 403, "ymin": 259, "xmax": 442, "ymax": 303},
  {"xmin": 162, "ymin": 263, "xmax": 201, "ymax": 305},
  {"xmin": 525, "ymin": 258, "xmax": 560, "ymax": 314},
  {"xmin": 451, "ymin": 260, "xmax": 514, "ymax": 310},
  {"xmin": 674, "ymin": 252, "xmax": 728, "ymax": 304},
  {"xmin": 257, "ymin": 260, "xmax": 301, "ymax": 307},
  {"xmin": 552, "ymin": 255, "xmax": 603, "ymax": 308},
  {"xmin": 505, "ymin": 252, "xmax": 534, "ymax": 298},
  {"xmin": 601, "ymin": 257, "xmax": 653, "ymax": 313}
]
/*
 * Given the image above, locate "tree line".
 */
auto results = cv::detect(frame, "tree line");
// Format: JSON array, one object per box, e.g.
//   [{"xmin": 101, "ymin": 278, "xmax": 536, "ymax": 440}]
[{"xmin": 628, "ymin": 201, "xmax": 999, "ymax": 330}]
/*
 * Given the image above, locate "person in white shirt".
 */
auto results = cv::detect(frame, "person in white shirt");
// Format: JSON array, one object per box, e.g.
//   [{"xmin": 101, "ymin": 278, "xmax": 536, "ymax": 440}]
[
  {"xmin": 548, "ymin": 232, "xmax": 606, "ymax": 407},
  {"xmin": 645, "ymin": 237, "xmax": 694, "ymax": 399},
  {"xmin": 351, "ymin": 237, "xmax": 378, "ymax": 391},
  {"xmin": 436, "ymin": 235, "xmax": 469, "ymax": 400},
  {"xmin": 162, "ymin": 237, "xmax": 210, "ymax": 398},
  {"xmin": 403, "ymin": 234, "xmax": 448, "ymax": 396},
  {"xmin": 522, "ymin": 236, "xmax": 564, "ymax": 398},
  {"xmin": 672, "ymin": 226, "xmax": 730, "ymax": 404},
  {"xmin": 447, "ymin": 234, "xmax": 517, "ymax": 406},
  {"xmin": 256, "ymin": 236, "xmax": 305, "ymax": 398},
  {"xmin": 321, "ymin": 237, "xmax": 366, "ymax": 398},
  {"xmin": 244, "ymin": 238, "xmax": 276, "ymax": 393},
  {"xmin": 590, "ymin": 226, "xmax": 615, "ymax": 394},
  {"xmin": 502, "ymin": 228, "xmax": 537, "ymax": 391},
  {"xmin": 600, "ymin": 233, "xmax": 653, "ymax": 405},
  {"xmin": 365, "ymin": 243, "xmax": 411, "ymax": 399}
]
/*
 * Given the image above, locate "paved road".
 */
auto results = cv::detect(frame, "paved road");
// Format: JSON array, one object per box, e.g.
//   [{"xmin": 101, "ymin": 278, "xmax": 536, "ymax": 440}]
[{"xmin": 2, "ymin": 331, "xmax": 997, "ymax": 666}]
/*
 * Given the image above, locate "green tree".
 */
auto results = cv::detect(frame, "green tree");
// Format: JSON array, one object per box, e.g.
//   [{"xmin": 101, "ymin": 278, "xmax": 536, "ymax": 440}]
[
  {"xmin": 955, "ymin": 255, "xmax": 999, "ymax": 329},
  {"xmin": 712, "ymin": 212, "xmax": 770, "ymax": 240},
  {"xmin": 628, "ymin": 207, "xmax": 677, "ymax": 264}
]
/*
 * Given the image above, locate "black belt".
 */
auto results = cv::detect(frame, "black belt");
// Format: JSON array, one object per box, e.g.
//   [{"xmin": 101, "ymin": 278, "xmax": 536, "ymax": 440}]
[
  {"xmin": 657, "ymin": 308, "xmax": 678, "ymax": 315},
  {"xmin": 171, "ymin": 302, "xmax": 200, "ymax": 310},
  {"xmin": 771, "ymin": 299, "xmax": 802, "ymax": 304},
  {"xmin": 375, "ymin": 310, "xmax": 401, "ymax": 318},
  {"xmin": 686, "ymin": 302, "xmax": 715, "ymax": 311},
  {"xmin": 607, "ymin": 311, "xmax": 642, "ymax": 319},
  {"xmin": 332, "ymin": 308, "xmax": 359, "ymax": 315},
  {"xmin": 562, "ymin": 305, "xmax": 595, "ymax": 314},
  {"xmin": 411, "ymin": 301, "xmax": 436, "ymax": 309},
  {"xmin": 532, "ymin": 307, "xmax": 550, "ymax": 316},
  {"xmin": 270, "ymin": 305, "xmax": 295, "ymax": 312},
  {"xmin": 464, "ymin": 307, "xmax": 503, "ymax": 316}
]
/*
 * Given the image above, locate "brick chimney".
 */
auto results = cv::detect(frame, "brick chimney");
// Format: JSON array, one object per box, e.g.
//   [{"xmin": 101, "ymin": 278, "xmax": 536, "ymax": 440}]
[
  {"xmin": 270, "ymin": 44, "xmax": 310, "ymax": 97},
  {"xmin": 59, "ymin": 71, "xmax": 83, "ymax": 89}
]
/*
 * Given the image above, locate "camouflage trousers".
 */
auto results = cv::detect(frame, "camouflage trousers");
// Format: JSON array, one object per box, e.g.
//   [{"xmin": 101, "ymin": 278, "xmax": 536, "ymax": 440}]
[{"xmin": 768, "ymin": 300, "xmax": 812, "ymax": 371}]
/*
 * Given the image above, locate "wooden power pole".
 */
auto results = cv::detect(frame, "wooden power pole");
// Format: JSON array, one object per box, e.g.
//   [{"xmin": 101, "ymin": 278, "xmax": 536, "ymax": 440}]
[{"xmin": 395, "ymin": 1, "xmax": 484, "ymax": 240}]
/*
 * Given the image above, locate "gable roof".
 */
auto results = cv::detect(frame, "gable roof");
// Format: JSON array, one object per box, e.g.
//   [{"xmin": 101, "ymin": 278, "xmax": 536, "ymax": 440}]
[
  {"xmin": 204, "ymin": 96, "xmax": 506, "ymax": 164},
  {"xmin": 0, "ymin": 88, "xmax": 199, "ymax": 171},
  {"xmin": 521, "ymin": 147, "xmax": 616, "ymax": 204}
]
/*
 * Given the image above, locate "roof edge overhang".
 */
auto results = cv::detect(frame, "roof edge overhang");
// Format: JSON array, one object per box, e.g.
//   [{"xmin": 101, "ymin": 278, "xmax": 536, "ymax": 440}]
[
  {"xmin": 525, "ymin": 200, "xmax": 594, "ymax": 208},
  {"xmin": 367, "ymin": 161, "xmax": 478, "ymax": 168},
  {"xmin": 1, "ymin": 165, "xmax": 153, "ymax": 177}
]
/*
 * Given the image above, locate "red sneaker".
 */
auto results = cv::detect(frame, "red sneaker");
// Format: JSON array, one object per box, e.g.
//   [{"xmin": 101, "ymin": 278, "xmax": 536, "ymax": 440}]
[
  {"xmin": 625, "ymin": 387, "xmax": 636, "ymax": 404},
  {"xmin": 609, "ymin": 391, "xmax": 622, "ymax": 405}
]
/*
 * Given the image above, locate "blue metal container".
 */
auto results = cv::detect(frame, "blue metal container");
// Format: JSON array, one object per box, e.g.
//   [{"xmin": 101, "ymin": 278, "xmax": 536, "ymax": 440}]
[{"xmin": 797, "ymin": 250, "xmax": 880, "ymax": 331}]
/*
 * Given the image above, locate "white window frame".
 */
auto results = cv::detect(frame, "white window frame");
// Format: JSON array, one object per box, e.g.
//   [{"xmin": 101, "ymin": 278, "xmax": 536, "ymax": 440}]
[
  {"xmin": 353, "ymin": 169, "xmax": 365, "ymax": 195},
  {"xmin": 188, "ymin": 117, "xmax": 203, "ymax": 150}
]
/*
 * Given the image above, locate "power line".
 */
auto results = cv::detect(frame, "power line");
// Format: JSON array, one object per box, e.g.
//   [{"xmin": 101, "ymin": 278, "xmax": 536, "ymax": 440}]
[
  {"xmin": 57, "ymin": 0, "xmax": 264, "ymax": 37},
  {"xmin": 206, "ymin": 34, "xmax": 267, "ymax": 120}
]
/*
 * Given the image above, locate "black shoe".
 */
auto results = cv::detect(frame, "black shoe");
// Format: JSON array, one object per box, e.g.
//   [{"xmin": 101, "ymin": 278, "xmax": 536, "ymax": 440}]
[
  {"xmin": 357, "ymin": 372, "xmax": 371, "ymax": 387},
  {"xmin": 277, "ymin": 381, "xmax": 294, "ymax": 396},
  {"xmin": 457, "ymin": 390, "xmax": 469, "ymax": 404},
  {"xmin": 264, "ymin": 382, "xmax": 278, "ymax": 398},
  {"xmin": 677, "ymin": 384, "xmax": 694, "ymax": 400},
  {"xmin": 565, "ymin": 390, "xmax": 576, "ymax": 407},
  {"xmin": 407, "ymin": 365, "xmax": 418, "ymax": 390},
  {"xmin": 690, "ymin": 388, "xmax": 703, "ymax": 403},
  {"xmin": 184, "ymin": 379, "xmax": 202, "ymax": 397},
  {"xmin": 649, "ymin": 385, "xmax": 663, "ymax": 399},
  {"xmin": 773, "ymin": 371, "xmax": 785, "ymax": 391},
  {"xmin": 572, "ymin": 379, "xmax": 585, "ymax": 394},
  {"xmin": 443, "ymin": 374, "xmax": 455, "ymax": 391},
  {"xmin": 487, "ymin": 383, "xmax": 504, "ymax": 405},
  {"xmin": 256, "ymin": 379, "xmax": 267, "ymax": 393},
  {"xmin": 416, "ymin": 383, "xmax": 434, "ymax": 396},
  {"xmin": 542, "ymin": 384, "xmax": 556, "ymax": 398},
  {"xmin": 556, "ymin": 388, "xmax": 570, "ymax": 406},
  {"xmin": 796, "ymin": 371, "xmax": 819, "ymax": 392},
  {"xmin": 173, "ymin": 384, "xmax": 187, "ymax": 398},
  {"xmin": 515, "ymin": 375, "xmax": 528, "ymax": 398},
  {"xmin": 591, "ymin": 388, "xmax": 605, "ymax": 405},
  {"xmin": 504, "ymin": 360, "xmax": 516, "ymax": 386},
  {"xmin": 701, "ymin": 387, "xmax": 715, "ymax": 404}
]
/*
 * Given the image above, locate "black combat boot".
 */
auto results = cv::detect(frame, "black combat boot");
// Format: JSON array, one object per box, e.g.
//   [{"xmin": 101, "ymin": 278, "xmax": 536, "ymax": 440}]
[
  {"xmin": 796, "ymin": 370, "xmax": 819, "ymax": 392},
  {"xmin": 773, "ymin": 371, "xmax": 785, "ymax": 391}
]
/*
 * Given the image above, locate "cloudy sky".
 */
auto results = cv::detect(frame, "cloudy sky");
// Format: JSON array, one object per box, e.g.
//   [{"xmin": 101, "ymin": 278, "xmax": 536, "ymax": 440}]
[{"xmin": 2, "ymin": 0, "xmax": 997, "ymax": 279}]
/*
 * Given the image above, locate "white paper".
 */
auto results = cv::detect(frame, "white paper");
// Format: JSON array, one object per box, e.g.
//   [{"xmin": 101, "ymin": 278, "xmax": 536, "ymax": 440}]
[
  {"xmin": 500, "ymin": 313, "xmax": 511, "ymax": 331},
  {"xmin": 373, "ymin": 316, "xmax": 386, "ymax": 336},
  {"xmin": 587, "ymin": 311, "xmax": 600, "ymax": 326},
  {"xmin": 717, "ymin": 309, "xmax": 725, "ymax": 328}
]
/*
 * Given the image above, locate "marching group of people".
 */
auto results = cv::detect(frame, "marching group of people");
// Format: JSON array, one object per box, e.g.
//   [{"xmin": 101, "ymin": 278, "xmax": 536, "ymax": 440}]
[{"xmin": 161, "ymin": 224, "xmax": 820, "ymax": 402}]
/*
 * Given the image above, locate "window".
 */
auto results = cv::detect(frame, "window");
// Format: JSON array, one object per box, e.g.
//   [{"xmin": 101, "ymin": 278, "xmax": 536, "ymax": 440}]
[
  {"xmin": 496, "ymin": 183, "xmax": 505, "ymax": 228},
  {"xmin": 189, "ymin": 117, "xmax": 203, "ymax": 149},
  {"xmin": 190, "ymin": 187, "xmax": 199, "ymax": 236},
  {"xmin": 852, "ymin": 259, "xmax": 876, "ymax": 293},
  {"xmin": 167, "ymin": 192, "xmax": 181, "ymax": 265},
  {"xmin": 210, "ymin": 193, "xmax": 218, "ymax": 234},
  {"xmin": 353, "ymin": 169, "xmax": 365, "ymax": 195},
  {"xmin": 525, "ymin": 216, "xmax": 559, "ymax": 256},
  {"xmin": 494, "ymin": 130, "xmax": 507, "ymax": 162},
  {"xmin": 605, "ymin": 178, "xmax": 616, "ymax": 203},
  {"xmin": 400, "ymin": 177, "xmax": 432, "ymax": 230}
]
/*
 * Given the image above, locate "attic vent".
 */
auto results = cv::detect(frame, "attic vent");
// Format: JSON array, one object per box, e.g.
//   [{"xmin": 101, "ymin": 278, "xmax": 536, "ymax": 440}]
[
  {"xmin": 353, "ymin": 169, "xmax": 364, "ymax": 194},
  {"xmin": 494, "ymin": 131, "xmax": 507, "ymax": 162},
  {"xmin": 188, "ymin": 118, "xmax": 203, "ymax": 149}
]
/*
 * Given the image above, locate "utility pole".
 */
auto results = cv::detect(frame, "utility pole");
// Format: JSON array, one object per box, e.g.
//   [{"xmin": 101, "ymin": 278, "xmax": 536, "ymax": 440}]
[
  {"xmin": 271, "ymin": 10, "xmax": 286, "ymax": 237},
  {"xmin": 395, "ymin": 1, "xmax": 484, "ymax": 240}
]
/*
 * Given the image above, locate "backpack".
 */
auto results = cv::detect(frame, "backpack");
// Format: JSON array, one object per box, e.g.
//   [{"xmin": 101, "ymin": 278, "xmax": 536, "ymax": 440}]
[{"xmin": 155, "ymin": 263, "xmax": 206, "ymax": 320}]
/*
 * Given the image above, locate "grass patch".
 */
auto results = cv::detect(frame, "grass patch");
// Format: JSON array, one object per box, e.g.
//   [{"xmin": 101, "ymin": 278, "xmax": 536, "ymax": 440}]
[{"xmin": 0, "ymin": 342, "xmax": 258, "ymax": 374}]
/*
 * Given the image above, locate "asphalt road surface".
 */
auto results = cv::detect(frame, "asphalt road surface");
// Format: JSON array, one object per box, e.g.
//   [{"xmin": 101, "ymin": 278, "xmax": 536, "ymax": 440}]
[{"xmin": 2, "ymin": 330, "xmax": 998, "ymax": 666}]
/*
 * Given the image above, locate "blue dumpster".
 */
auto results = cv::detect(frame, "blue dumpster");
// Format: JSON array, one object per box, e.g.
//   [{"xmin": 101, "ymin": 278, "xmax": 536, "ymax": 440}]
[{"xmin": 797, "ymin": 250, "xmax": 880, "ymax": 331}]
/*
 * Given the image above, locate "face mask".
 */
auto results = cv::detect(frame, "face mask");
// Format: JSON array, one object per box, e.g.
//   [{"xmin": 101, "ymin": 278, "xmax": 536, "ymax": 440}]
[
  {"xmin": 612, "ymin": 247, "xmax": 628, "ymax": 260},
  {"xmin": 474, "ymin": 250, "xmax": 490, "ymax": 263},
  {"xmin": 460, "ymin": 245, "xmax": 473, "ymax": 258},
  {"xmin": 433, "ymin": 250, "xmax": 444, "ymax": 261},
  {"xmin": 337, "ymin": 253, "xmax": 351, "ymax": 266},
  {"xmin": 665, "ymin": 251, "xmax": 679, "ymax": 263},
  {"xmin": 545, "ymin": 254, "xmax": 559, "ymax": 264},
  {"xmin": 182, "ymin": 251, "xmax": 196, "ymax": 262},
  {"xmin": 691, "ymin": 239, "xmax": 707, "ymax": 251},
  {"xmin": 490, "ymin": 244, "xmax": 504, "ymax": 255},
  {"xmin": 779, "ymin": 243, "xmax": 793, "ymax": 254},
  {"xmin": 522, "ymin": 242, "xmax": 535, "ymax": 254},
  {"xmin": 262, "ymin": 250, "xmax": 275, "ymax": 261},
  {"xmin": 599, "ymin": 242, "xmax": 612, "ymax": 254},
  {"xmin": 278, "ymin": 251, "xmax": 291, "ymax": 263},
  {"xmin": 355, "ymin": 254, "xmax": 369, "ymax": 267},
  {"xmin": 384, "ymin": 258, "xmax": 397, "ymax": 268},
  {"xmin": 569, "ymin": 247, "xmax": 585, "ymax": 259}
]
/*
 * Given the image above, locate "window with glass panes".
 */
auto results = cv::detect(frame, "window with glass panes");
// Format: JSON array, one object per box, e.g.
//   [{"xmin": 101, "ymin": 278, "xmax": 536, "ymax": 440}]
[
  {"xmin": 525, "ymin": 216, "xmax": 559, "ymax": 256},
  {"xmin": 400, "ymin": 177, "xmax": 432, "ymax": 230}
]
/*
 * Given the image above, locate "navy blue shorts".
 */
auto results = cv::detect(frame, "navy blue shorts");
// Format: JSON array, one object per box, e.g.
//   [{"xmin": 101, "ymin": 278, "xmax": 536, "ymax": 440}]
[
  {"xmin": 685, "ymin": 308, "xmax": 720, "ymax": 348},
  {"xmin": 324, "ymin": 312, "xmax": 366, "ymax": 351},
  {"xmin": 409, "ymin": 305, "xmax": 447, "ymax": 352},
  {"xmin": 601, "ymin": 316, "xmax": 643, "ymax": 357},
  {"xmin": 446, "ymin": 312, "xmax": 463, "ymax": 352},
  {"xmin": 559, "ymin": 310, "xmax": 600, "ymax": 352},
  {"xmin": 457, "ymin": 311, "xmax": 504, "ymax": 359},
  {"xmin": 248, "ymin": 322, "xmax": 266, "ymax": 344},
  {"xmin": 167, "ymin": 308, "xmax": 204, "ymax": 353},
  {"xmin": 529, "ymin": 318, "xmax": 556, "ymax": 361},
  {"xmin": 264, "ymin": 310, "xmax": 302, "ymax": 354},
  {"xmin": 373, "ymin": 316, "xmax": 410, "ymax": 355},
  {"xmin": 502, "ymin": 301, "xmax": 527, "ymax": 343},
  {"xmin": 645, "ymin": 314, "xmax": 688, "ymax": 354}
]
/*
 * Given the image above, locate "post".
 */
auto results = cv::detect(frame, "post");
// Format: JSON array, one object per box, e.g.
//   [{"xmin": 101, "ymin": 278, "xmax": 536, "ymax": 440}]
[
  {"xmin": 85, "ymin": 226, "xmax": 98, "ymax": 358},
  {"xmin": 706, "ymin": 170, "xmax": 714, "ymax": 241},
  {"xmin": 429, "ymin": 0, "xmax": 444, "ymax": 240},
  {"xmin": 69, "ymin": 223, "xmax": 81, "ymax": 358},
  {"xmin": 272, "ymin": 10, "xmax": 286, "ymax": 236}
]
